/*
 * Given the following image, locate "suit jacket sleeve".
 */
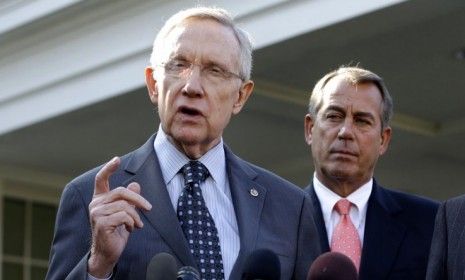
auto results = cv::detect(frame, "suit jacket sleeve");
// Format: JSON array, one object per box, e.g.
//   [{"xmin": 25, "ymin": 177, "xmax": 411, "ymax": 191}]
[
  {"xmin": 426, "ymin": 201, "xmax": 448, "ymax": 280},
  {"xmin": 46, "ymin": 181, "xmax": 93, "ymax": 280}
]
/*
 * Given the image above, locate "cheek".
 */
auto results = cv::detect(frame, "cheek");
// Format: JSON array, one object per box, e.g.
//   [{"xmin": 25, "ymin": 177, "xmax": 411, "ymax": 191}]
[
  {"xmin": 361, "ymin": 135, "xmax": 383, "ymax": 155},
  {"xmin": 311, "ymin": 132, "xmax": 328, "ymax": 156},
  {"xmin": 209, "ymin": 97, "xmax": 235, "ymax": 128},
  {"xmin": 214, "ymin": 93, "xmax": 236, "ymax": 113},
  {"xmin": 210, "ymin": 104, "xmax": 232, "ymax": 126},
  {"xmin": 157, "ymin": 95, "xmax": 176, "ymax": 122},
  {"xmin": 316, "ymin": 127, "xmax": 335, "ymax": 145}
]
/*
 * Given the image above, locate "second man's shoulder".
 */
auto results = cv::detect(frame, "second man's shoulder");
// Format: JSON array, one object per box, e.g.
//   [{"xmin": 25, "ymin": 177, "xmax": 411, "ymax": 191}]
[{"xmin": 378, "ymin": 184, "xmax": 440, "ymax": 215}]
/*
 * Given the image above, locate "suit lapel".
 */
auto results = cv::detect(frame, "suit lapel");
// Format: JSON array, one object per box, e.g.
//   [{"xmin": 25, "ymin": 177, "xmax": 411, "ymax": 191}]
[
  {"xmin": 359, "ymin": 182, "xmax": 406, "ymax": 280},
  {"xmin": 224, "ymin": 146, "xmax": 266, "ymax": 279},
  {"xmin": 122, "ymin": 139, "xmax": 268, "ymax": 275},
  {"xmin": 123, "ymin": 135, "xmax": 195, "ymax": 267},
  {"xmin": 306, "ymin": 184, "xmax": 330, "ymax": 251}
]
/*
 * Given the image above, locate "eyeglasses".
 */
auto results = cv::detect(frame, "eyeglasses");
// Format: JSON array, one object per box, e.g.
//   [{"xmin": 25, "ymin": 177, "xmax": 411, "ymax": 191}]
[{"xmin": 157, "ymin": 59, "xmax": 244, "ymax": 82}]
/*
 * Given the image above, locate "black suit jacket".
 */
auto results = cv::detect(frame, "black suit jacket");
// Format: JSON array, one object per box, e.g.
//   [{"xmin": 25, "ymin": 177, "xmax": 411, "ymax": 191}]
[
  {"xmin": 46, "ymin": 135, "xmax": 321, "ymax": 280},
  {"xmin": 305, "ymin": 180, "xmax": 438, "ymax": 280},
  {"xmin": 426, "ymin": 194, "xmax": 465, "ymax": 280}
]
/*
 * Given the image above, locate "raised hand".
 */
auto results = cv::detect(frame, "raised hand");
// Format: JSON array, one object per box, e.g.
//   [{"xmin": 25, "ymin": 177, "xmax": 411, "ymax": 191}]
[{"xmin": 87, "ymin": 157, "xmax": 152, "ymax": 278}]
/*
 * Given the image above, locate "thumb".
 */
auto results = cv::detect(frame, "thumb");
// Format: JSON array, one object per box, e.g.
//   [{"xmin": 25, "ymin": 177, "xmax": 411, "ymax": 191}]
[{"xmin": 127, "ymin": 182, "xmax": 141, "ymax": 194}]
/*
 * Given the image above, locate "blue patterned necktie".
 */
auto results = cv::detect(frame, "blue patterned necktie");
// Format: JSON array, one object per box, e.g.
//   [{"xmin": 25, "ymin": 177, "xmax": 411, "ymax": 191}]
[{"xmin": 177, "ymin": 160, "xmax": 225, "ymax": 280}]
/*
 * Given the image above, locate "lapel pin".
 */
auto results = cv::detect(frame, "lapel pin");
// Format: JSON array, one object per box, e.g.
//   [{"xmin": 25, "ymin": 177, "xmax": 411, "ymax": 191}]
[{"xmin": 249, "ymin": 188, "xmax": 259, "ymax": 197}]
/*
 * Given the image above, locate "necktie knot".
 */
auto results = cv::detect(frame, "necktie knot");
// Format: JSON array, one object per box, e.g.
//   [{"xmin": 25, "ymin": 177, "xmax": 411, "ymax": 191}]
[
  {"xmin": 181, "ymin": 161, "xmax": 210, "ymax": 187},
  {"xmin": 334, "ymin": 198, "xmax": 352, "ymax": 215}
]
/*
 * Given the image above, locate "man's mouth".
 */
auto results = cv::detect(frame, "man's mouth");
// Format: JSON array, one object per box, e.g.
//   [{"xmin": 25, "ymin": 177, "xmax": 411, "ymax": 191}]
[
  {"xmin": 330, "ymin": 149, "xmax": 357, "ymax": 157},
  {"xmin": 179, "ymin": 106, "xmax": 202, "ymax": 117}
]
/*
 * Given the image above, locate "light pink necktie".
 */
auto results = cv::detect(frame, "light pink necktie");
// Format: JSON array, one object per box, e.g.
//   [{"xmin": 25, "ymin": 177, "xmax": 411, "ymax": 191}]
[{"xmin": 331, "ymin": 198, "xmax": 362, "ymax": 270}]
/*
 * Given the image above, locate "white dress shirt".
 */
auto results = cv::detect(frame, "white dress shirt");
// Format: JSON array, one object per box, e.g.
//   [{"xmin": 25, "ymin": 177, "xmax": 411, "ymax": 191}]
[
  {"xmin": 154, "ymin": 127, "xmax": 240, "ymax": 280},
  {"xmin": 313, "ymin": 174, "xmax": 372, "ymax": 245}
]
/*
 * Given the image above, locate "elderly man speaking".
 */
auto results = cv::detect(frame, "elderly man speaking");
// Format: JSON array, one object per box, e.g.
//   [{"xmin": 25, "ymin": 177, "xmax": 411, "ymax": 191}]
[{"xmin": 46, "ymin": 6, "xmax": 320, "ymax": 280}]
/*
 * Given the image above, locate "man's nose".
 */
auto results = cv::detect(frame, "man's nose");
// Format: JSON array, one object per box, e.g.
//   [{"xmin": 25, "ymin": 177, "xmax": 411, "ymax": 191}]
[
  {"xmin": 337, "ymin": 119, "xmax": 355, "ymax": 140},
  {"xmin": 182, "ymin": 66, "xmax": 204, "ymax": 97}
]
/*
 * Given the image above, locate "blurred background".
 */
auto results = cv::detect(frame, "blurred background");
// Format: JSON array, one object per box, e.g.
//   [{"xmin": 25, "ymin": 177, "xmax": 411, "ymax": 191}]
[{"xmin": 1, "ymin": 0, "xmax": 464, "ymax": 278}]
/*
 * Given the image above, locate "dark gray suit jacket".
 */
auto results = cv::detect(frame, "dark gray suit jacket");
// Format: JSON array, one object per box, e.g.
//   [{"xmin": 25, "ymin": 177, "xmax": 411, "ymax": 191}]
[
  {"xmin": 426, "ymin": 195, "xmax": 465, "ymax": 280},
  {"xmin": 46, "ymin": 135, "xmax": 321, "ymax": 279},
  {"xmin": 306, "ymin": 181, "xmax": 438, "ymax": 280}
]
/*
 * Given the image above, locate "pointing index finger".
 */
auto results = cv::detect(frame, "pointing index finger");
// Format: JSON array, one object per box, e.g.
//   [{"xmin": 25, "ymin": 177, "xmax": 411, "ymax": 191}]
[{"xmin": 94, "ymin": 157, "xmax": 120, "ymax": 196}]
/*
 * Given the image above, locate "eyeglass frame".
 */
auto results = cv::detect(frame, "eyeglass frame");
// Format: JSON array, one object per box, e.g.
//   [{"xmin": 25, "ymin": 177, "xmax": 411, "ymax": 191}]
[{"xmin": 155, "ymin": 58, "xmax": 245, "ymax": 82}]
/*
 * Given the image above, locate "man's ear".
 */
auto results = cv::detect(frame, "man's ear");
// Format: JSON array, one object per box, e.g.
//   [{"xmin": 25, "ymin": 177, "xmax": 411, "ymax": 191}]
[
  {"xmin": 145, "ymin": 67, "xmax": 158, "ymax": 106},
  {"xmin": 379, "ymin": 126, "xmax": 392, "ymax": 155},
  {"xmin": 304, "ymin": 114, "xmax": 315, "ymax": 146},
  {"xmin": 232, "ymin": 80, "xmax": 254, "ymax": 115}
]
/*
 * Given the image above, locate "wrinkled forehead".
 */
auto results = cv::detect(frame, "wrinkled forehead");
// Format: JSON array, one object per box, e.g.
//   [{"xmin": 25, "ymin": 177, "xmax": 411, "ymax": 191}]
[
  {"xmin": 158, "ymin": 18, "xmax": 241, "ymax": 66},
  {"xmin": 322, "ymin": 75, "xmax": 381, "ymax": 99},
  {"xmin": 322, "ymin": 76, "xmax": 347, "ymax": 95},
  {"xmin": 321, "ymin": 75, "xmax": 383, "ymax": 111}
]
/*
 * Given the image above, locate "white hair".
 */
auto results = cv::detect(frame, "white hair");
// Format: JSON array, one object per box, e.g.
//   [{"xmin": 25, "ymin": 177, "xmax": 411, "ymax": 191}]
[{"xmin": 149, "ymin": 6, "xmax": 253, "ymax": 80}]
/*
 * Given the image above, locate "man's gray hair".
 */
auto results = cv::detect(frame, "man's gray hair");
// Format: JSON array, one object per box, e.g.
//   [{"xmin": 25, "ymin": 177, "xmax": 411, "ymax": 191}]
[
  {"xmin": 150, "ymin": 6, "xmax": 253, "ymax": 81},
  {"xmin": 308, "ymin": 66, "xmax": 394, "ymax": 130}
]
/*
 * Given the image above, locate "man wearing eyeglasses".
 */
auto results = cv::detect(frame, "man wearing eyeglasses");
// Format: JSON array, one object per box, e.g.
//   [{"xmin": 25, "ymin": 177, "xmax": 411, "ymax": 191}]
[{"xmin": 46, "ymin": 7, "xmax": 320, "ymax": 280}]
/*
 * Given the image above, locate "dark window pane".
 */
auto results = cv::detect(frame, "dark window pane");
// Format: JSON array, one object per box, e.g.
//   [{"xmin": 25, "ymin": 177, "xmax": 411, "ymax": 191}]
[
  {"xmin": 31, "ymin": 202, "xmax": 57, "ymax": 259},
  {"xmin": 31, "ymin": 266, "xmax": 48, "ymax": 280},
  {"xmin": 2, "ymin": 261, "xmax": 23, "ymax": 279},
  {"xmin": 3, "ymin": 198, "xmax": 25, "ymax": 256}
]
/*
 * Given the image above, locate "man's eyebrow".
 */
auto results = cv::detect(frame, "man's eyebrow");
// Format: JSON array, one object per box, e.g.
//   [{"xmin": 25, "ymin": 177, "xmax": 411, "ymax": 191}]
[
  {"xmin": 353, "ymin": 111, "xmax": 375, "ymax": 120},
  {"xmin": 169, "ymin": 54, "xmax": 186, "ymax": 60},
  {"xmin": 168, "ymin": 54, "xmax": 231, "ymax": 70},
  {"xmin": 324, "ymin": 105, "xmax": 345, "ymax": 114},
  {"xmin": 202, "ymin": 58, "xmax": 231, "ymax": 70},
  {"xmin": 324, "ymin": 106, "xmax": 376, "ymax": 120}
]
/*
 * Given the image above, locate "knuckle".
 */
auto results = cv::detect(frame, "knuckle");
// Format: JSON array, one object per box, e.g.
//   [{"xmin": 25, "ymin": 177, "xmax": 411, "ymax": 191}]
[
  {"xmin": 89, "ymin": 197, "xmax": 99, "ymax": 207},
  {"xmin": 114, "ymin": 186, "xmax": 126, "ymax": 194},
  {"xmin": 123, "ymin": 211, "xmax": 135, "ymax": 222},
  {"xmin": 125, "ymin": 215, "xmax": 135, "ymax": 226},
  {"xmin": 129, "ymin": 210, "xmax": 140, "ymax": 220},
  {"xmin": 89, "ymin": 195, "xmax": 104, "ymax": 209},
  {"xmin": 115, "ymin": 200, "xmax": 129, "ymax": 210},
  {"xmin": 95, "ymin": 171, "xmax": 104, "ymax": 182},
  {"xmin": 89, "ymin": 207, "xmax": 100, "ymax": 220}
]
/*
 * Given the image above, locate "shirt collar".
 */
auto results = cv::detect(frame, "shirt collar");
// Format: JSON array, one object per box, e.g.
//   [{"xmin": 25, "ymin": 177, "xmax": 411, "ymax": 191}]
[
  {"xmin": 313, "ymin": 173, "xmax": 372, "ymax": 227},
  {"xmin": 154, "ymin": 125, "xmax": 225, "ymax": 185}
]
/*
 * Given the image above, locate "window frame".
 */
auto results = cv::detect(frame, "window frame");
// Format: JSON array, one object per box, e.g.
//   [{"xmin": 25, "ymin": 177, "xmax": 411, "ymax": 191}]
[{"xmin": 0, "ymin": 169, "xmax": 66, "ymax": 280}]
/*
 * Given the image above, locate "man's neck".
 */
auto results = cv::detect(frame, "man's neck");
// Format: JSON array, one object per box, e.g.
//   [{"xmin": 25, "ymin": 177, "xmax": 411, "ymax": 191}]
[
  {"xmin": 316, "ymin": 173, "xmax": 371, "ymax": 197},
  {"xmin": 171, "ymin": 140, "xmax": 220, "ymax": 159},
  {"xmin": 162, "ymin": 130, "xmax": 221, "ymax": 160}
]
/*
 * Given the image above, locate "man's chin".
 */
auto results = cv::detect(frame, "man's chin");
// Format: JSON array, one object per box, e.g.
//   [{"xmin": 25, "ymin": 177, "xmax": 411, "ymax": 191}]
[
  {"xmin": 171, "ymin": 132, "xmax": 203, "ymax": 146},
  {"xmin": 167, "ymin": 127, "xmax": 221, "ymax": 152},
  {"xmin": 325, "ymin": 165, "xmax": 357, "ymax": 181}
]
